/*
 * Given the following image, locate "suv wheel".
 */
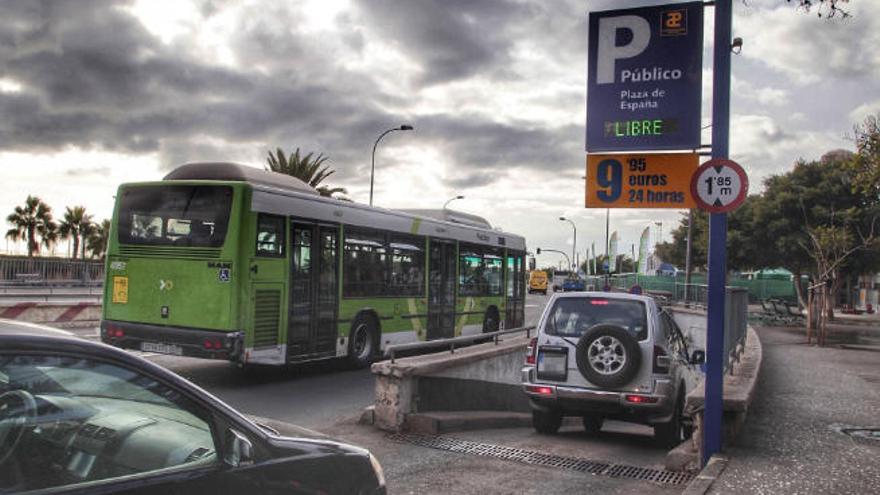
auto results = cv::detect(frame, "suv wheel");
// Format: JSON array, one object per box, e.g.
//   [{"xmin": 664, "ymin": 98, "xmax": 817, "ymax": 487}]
[
  {"xmin": 654, "ymin": 392, "xmax": 689, "ymax": 448},
  {"xmin": 575, "ymin": 325, "xmax": 641, "ymax": 388},
  {"xmin": 582, "ymin": 414, "xmax": 604, "ymax": 435},
  {"xmin": 532, "ymin": 409, "xmax": 562, "ymax": 434}
]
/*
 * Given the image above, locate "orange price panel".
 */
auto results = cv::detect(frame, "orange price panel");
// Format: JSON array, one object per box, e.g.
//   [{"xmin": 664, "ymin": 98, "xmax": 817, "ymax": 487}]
[{"xmin": 585, "ymin": 153, "xmax": 698, "ymax": 209}]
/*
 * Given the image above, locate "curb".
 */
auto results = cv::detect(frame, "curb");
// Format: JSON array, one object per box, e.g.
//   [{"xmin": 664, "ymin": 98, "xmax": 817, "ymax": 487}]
[{"xmin": 681, "ymin": 454, "xmax": 728, "ymax": 495}]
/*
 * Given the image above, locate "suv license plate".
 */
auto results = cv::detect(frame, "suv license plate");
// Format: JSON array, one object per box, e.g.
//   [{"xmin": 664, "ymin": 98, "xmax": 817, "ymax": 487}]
[
  {"xmin": 141, "ymin": 342, "xmax": 183, "ymax": 356},
  {"xmin": 537, "ymin": 350, "xmax": 567, "ymax": 381}
]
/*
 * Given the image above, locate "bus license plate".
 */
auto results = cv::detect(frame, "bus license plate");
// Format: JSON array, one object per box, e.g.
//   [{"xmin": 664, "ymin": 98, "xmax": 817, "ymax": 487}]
[{"xmin": 141, "ymin": 342, "xmax": 183, "ymax": 356}]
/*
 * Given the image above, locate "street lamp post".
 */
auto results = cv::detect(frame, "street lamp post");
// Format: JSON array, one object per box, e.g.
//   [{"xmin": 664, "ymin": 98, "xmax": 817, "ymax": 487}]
[
  {"xmin": 443, "ymin": 195, "xmax": 464, "ymax": 209},
  {"xmin": 370, "ymin": 124, "xmax": 414, "ymax": 206},
  {"xmin": 559, "ymin": 217, "xmax": 577, "ymax": 272}
]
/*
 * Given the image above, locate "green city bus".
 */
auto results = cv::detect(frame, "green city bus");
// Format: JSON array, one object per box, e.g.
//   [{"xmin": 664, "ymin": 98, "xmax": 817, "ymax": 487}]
[{"xmin": 101, "ymin": 163, "xmax": 527, "ymax": 368}]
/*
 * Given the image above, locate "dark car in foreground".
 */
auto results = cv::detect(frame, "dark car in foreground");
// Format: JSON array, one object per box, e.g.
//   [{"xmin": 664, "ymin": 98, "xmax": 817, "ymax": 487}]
[{"xmin": 0, "ymin": 319, "xmax": 385, "ymax": 494}]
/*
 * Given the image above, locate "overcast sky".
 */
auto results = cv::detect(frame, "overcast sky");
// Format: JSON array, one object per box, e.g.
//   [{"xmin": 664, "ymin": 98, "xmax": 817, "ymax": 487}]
[{"xmin": 1, "ymin": 0, "xmax": 878, "ymax": 265}]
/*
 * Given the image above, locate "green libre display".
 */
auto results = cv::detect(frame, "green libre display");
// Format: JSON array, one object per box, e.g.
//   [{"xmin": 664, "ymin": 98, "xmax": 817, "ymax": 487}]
[{"xmin": 101, "ymin": 163, "xmax": 527, "ymax": 368}]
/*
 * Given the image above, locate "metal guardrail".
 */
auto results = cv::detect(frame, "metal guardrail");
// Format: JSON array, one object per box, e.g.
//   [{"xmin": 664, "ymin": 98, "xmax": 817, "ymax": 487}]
[
  {"xmin": 385, "ymin": 325, "xmax": 536, "ymax": 363},
  {"xmin": 0, "ymin": 256, "xmax": 104, "ymax": 287}
]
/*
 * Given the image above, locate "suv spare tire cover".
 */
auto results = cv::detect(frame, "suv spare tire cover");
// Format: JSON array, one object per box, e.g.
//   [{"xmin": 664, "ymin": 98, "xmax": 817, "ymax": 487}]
[{"xmin": 575, "ymin": 324, "xmax": 642, "ymax": 389}]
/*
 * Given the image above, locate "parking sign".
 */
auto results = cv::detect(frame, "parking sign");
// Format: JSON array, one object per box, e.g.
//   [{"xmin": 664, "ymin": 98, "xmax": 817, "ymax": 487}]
[{"xmin": 586, "ymin": 2, "xmax": 704, "ymax": 152}]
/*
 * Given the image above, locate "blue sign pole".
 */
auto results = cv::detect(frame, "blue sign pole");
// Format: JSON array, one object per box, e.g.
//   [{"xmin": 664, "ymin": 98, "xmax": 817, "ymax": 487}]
[{"xmin": 703, "ymin": 0, "xmax": 732, "ymax": 465}]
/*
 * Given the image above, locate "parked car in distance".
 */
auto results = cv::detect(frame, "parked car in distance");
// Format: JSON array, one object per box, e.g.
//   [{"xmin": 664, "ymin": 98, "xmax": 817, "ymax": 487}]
[
  {"xmin": 561, "ymin": 277, "xmax": 586, "ymax": 292},
  {"xmin": 522, "ymin": 292, "xmax": 705, "ymax": 447},
  {"xmin": 528, "ymin": 270, "xmax": 549, "ymax": 295},
  {"xmin": 0, "ymin": 319, "xmax": 386, "ymax": 494}
]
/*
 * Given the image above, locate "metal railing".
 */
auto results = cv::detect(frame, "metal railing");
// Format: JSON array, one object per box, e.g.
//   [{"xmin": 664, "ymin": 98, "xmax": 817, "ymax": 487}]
[
  {"xmin": 385, "ymin": 325, "xmax": 536, "ymax": 363},
  {"xmin": 0, "ymin": 256, "xmax": 104, "ymax": 287}
]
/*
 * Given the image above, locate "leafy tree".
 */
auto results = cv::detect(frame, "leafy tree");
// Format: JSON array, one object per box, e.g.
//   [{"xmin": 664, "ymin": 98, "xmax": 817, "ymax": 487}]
[
  {"xmin": 87, "ymin": 219, "xmax": 111, "ymax": 259},
  {"xmin": 59, "ymin": 206, "xmax": 94, "ymax": 260},
  {"xmin": 5, "ymin": 196, "xmax": 56, "ymax": 257},
  {"xmin": 849, "ymin": 113, "xmax": 880, "ymax": 200},
  {"xmin": 266, "ymin": 147, "xmax": 348, "ymax": 198}
]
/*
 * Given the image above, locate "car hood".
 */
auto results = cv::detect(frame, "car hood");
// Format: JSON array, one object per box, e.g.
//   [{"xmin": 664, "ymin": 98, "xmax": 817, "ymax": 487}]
[{"xmin": 246, "ymin": 414, "xmax": 331, "ymax": 441}]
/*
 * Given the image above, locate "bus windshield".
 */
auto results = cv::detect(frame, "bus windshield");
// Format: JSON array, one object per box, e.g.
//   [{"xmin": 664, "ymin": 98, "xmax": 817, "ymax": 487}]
[{"xmin": 117, "ymin": 185, "xmax": 233, "ymax": 247}]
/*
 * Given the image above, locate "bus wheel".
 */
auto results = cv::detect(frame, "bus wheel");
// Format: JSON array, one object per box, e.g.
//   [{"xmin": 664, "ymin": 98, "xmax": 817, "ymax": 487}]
[
  {"xmin": 348, "ymin": 317, "xmax": 377, "ymax": 369},
  {"xmin": 482, "ymin": 307, "xmax": 500, "ymax": 334}
]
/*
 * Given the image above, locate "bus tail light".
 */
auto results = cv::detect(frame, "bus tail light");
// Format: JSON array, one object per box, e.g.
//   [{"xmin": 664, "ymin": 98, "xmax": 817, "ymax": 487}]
[
  {"xmin": 105, "ymin": 325, "xmax": 124, "ymax": 338},
  {"xmin": 204, "ymin": 339, "xmax": 222, "ymax": 350},
  {"xmin": 525, "ymin": 338, "xmax": 538, "ymax": 365}
]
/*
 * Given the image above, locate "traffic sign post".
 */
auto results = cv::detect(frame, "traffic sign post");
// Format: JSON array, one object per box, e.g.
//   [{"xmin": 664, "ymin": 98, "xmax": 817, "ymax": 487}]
[
  {"xmin": 703, "ymin": 0, "xmax": 733, "ymax": 467},
  {"xmin": 586, "ymin": 153, "xmax": 699, "ymax": 208}
]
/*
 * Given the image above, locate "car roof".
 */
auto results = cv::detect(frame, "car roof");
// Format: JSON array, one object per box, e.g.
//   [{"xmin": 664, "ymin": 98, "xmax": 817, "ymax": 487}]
[{"xmin": 0, "ymin": 319, "xmax": 76, "ymax": 338}]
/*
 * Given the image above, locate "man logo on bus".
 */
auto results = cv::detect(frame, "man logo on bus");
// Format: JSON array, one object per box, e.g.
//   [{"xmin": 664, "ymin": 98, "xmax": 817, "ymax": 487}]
[{"xmin": 661, "ymin": 9, "xmax": 687, "ymax": 36}]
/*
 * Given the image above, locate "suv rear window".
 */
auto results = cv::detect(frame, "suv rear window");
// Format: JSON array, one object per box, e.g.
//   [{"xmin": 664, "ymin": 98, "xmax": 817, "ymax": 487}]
[{"xmin": 545, "ymin": 297, "xmax": 648, "ymax": 341}]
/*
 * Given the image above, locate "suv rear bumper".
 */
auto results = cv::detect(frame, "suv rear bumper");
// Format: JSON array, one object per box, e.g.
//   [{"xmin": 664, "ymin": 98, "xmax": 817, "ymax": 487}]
[
  {"xmin": 101, "ymin": 319, "xmax": 243, "ymax": 361},
  {"xmin": 522, "ymin": 369, "xmax": 676, "ymax": 424}
]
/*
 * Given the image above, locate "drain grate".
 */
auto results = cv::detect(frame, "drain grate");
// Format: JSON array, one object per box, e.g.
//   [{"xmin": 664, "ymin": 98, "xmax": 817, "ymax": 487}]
[{"xmin": 388, "ymin": 433, "xmax": 693, "ymax": 485}]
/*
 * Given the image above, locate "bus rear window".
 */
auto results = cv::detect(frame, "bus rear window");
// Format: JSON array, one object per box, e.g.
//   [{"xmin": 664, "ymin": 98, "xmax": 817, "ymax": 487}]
[
  {"xmin": 546, "ymin": 297, "xmax": 647, "ymax": 341},
  {"xmin": 118, "ymin": 186, "xmax": 233, "ymax": 247}
]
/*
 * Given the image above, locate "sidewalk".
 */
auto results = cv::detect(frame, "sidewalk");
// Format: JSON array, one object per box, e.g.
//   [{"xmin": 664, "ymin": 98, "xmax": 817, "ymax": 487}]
[{"xmin": 708, "ymin": 323, "xmax": 880, "ymax": 494}]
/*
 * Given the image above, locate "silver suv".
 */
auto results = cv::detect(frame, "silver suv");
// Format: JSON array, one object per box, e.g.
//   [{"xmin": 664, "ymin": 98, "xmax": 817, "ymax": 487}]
[{"xmin": 522, "ymin": 292, "xmax": 704, "ymax": 447}]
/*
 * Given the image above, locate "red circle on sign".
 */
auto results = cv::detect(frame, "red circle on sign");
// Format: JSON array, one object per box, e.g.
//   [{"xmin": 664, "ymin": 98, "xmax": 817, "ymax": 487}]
[{"xmin": 690, "ymin": 158, "xmax": 749, "ymax": 213}]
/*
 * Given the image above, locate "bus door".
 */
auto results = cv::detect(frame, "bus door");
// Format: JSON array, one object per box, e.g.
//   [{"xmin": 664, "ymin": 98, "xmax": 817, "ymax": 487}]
[
  {"xmin": 428, "ymin": 239, "xmax": 456, "ymax": 340},
  {"xmin": 506, "ymin": 252, "xmax": 525, "ymax": 328},
  {"xmin": 288, "ymin": 222, "xmax": 339, "ymax": 359},
  {"xmin": 246, "ymin": 214, "xmax": 287, "ymax": 365}
]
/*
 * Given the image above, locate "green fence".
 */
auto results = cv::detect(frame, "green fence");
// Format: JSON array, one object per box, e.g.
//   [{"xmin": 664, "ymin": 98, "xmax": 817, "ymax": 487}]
[{"xmin": 584, "ymin": 273, "xmax": 796, "ymax": 303}]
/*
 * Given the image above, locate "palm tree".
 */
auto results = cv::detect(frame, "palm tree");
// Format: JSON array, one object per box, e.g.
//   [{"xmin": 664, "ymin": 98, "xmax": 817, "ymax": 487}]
[
  {"xmin": 59, "ymin": 206, "xmax": 94, "ymax": 259},
  {"xmin": 266, "ymin": 147, "xmax": 348, "ymax": 197},
  {"xmin": 5, "ymin": 196, "xmax": 55, "ymax": 257},
  {"xmin": 86, "ymin": 219, "xmax": 111, "ymax": 259}
]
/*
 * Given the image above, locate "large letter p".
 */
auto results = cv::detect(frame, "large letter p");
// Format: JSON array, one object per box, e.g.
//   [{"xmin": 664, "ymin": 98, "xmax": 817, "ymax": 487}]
[{"xmin": 596, "ymin": 15, "xmax": 650, "ymax": 85}]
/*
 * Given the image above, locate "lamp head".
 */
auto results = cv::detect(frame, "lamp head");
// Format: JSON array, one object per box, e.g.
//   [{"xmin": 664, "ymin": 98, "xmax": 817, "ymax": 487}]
[{"xmin": 399, "ymin": 125, "xmax": 414, "ymax": 131}]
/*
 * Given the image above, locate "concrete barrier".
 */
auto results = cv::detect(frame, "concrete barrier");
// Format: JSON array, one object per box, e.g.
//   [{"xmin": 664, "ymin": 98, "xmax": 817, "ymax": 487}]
[
  {"xmin": 0, "ymin": 301, "xmax": 102, "ymax": 326},
  {"xmin": 668, "ymin": 326, "xmax": 762, "ymax": 471},
  {"xmin": 370, "ymin": 335, "xmax": 531, "ymax": 432}
]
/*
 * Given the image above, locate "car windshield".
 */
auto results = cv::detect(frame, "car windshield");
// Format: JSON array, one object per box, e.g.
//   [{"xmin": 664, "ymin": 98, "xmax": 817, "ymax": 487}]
[{"xmin": 545, "ymin": 297, "xmax": 648, "ymax": 340}]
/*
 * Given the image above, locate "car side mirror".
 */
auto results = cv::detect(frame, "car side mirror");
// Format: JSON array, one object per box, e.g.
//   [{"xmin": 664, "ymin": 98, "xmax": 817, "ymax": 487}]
[
  {"xmin": 690, "ymin": 350, "xmax": 705, "ymax": 365},
  {"xmin": 224, "ymin": 429, "xmax": 254, "ymax": 468}
]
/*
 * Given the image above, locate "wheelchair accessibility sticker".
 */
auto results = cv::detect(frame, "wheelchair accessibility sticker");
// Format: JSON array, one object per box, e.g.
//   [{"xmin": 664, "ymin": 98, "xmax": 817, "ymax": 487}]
[{"xmin": 218, "ymin": 268, "xmax": 231, "ymax": 283}]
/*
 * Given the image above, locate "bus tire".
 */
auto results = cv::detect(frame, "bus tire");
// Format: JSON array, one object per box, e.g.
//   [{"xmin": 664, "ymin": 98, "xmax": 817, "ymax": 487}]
[
  {"xmin": 347, "ymin": 316, "xmax": 377, "ymax": 369},
  {"xmin": 482, "ymin": 306, "xmax": 500, "ymax": 334}
]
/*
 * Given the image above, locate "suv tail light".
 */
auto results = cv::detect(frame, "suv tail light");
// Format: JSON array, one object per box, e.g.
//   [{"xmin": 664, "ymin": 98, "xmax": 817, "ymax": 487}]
[
  {"xmin": 525, "ymin": 337, "xmax": 538, "ymax": 365},
  {"xmin": 653, "ymin": 345, "xmax": 670, "ymax": 374}
]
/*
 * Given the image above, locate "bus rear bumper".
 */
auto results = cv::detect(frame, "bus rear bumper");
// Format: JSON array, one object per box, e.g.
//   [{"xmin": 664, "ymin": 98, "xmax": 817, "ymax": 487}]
[{"xmin": 101, "ymin": 319, "xmax": 243, "ymax": 361}]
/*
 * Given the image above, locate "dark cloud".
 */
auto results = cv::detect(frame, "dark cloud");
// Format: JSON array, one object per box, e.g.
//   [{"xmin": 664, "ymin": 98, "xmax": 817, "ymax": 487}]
[
  {"xmin": 353, "ymin": 0, "xmax": 528, "ymax": 85},
  {"xmin": 0, "ymin": 0, "xmax": 589, "ymax": 190}
]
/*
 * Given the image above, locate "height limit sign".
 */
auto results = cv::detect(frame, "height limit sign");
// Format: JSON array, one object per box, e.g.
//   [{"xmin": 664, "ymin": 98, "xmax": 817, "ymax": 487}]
[{"xmin": 690, "ymin": 159, "xmax": 749, "ymax": 213}]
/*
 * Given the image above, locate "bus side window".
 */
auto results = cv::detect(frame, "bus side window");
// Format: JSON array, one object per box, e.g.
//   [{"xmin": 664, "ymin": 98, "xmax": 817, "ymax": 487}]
[{"xmin": 256, "ymin": 214, "xmax": 285, "ymax": 257}]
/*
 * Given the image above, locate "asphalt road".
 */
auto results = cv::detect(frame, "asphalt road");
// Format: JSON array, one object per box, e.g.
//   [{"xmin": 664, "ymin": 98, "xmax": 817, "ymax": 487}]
[{"xmin": 70, "ymin": 292, "xmax": 553, "ymax": 429}]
